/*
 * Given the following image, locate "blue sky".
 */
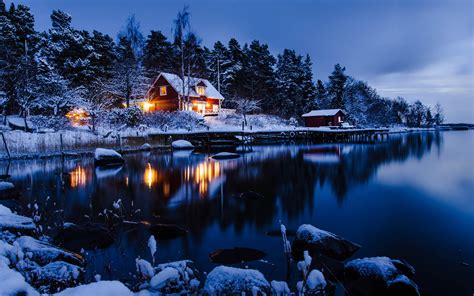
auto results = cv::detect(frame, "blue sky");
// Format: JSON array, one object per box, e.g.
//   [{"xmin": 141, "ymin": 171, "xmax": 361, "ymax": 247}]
[{"xmin": 7, "ymin": 0, "xmax": 473, "ymax": 122}]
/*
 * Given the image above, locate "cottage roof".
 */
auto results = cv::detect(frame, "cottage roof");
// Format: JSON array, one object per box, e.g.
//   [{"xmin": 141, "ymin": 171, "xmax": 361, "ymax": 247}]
[
  {"xmin": 158, "ymin": 72, "xmax": 225, "ymax": 100},
  {"xmin": 302, "ymin": 109, "xmax": 346, "ymax": 117}
]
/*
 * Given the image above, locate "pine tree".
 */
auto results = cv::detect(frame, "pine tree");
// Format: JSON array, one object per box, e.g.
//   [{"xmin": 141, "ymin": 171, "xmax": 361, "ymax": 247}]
[
  {"xmin": 143, "ymin": 30, "xmax": 173, "ymax": 78},
  {"xmin": 275, "ymin": 49, "xmax": 303, "ymax": 117},
  {"xmin": 314, "ymin": 79, "xmax": 328, "ymax": 108},
  {"xmin": 301, "ymin": 54, "xmax": 316, "ymax": 112},
  {"xmin": 89, "ymin": 30, "xmax": 116, "ymax": 80},
  {"xmin": 328, "ymin": 63, "xmax": 347, "ymax": 109},
  {"xmin": 206, "ymin": 41, "xmax": 230, "ymax": 95},
  {"xmin": 225, "ymin": 38, "xmax": 246, "ymax": 100}
]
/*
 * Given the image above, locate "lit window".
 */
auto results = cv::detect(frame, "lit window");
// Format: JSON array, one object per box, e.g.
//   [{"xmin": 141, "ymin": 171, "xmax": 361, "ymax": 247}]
[
  {"xmin": 160, "ymin": 86, "xmax": 167, "ymax": 96},
  {"xmin": 338, "ymin": 116, "xmax": 342, "ymax": 122},
  {"xmin": 196, "ymin": 86, "xmax": 205, "ymax": 96}
]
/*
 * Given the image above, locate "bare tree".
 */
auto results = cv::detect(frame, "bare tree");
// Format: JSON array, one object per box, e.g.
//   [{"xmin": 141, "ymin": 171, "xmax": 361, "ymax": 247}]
[
  {"xmin": 78, "ymin": 79, "xmax": 113, "ymax": 133},
  {"xmin": 230, "ymin": 96, "xmax": 261, "ymax": 126},
  {"xmin": 434, "ymin": 102, "xmax": 444, "ymax": 125},
  {"xmin": 173, "ymin": 6, "xmax": 190, "ymax": 110}
]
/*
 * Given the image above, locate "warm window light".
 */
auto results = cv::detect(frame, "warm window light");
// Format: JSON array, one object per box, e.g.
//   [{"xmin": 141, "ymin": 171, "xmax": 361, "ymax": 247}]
[
  {"xmin": 196, "ymin": 86, "xmax": 205, "ymax": 96},
  {"xmin": 65, "ymin": 108, "xmax": 90, "ymax": 127},
  {"xmin": 160, "ymin": 86, "xmax": 167, "ymax": 96},
  {"xmin": 142, "ymin": 102, "xmax": 153, "ymax": 112}
]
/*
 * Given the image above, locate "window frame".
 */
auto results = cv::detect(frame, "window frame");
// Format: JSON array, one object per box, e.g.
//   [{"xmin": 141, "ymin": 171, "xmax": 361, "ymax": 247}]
[
  {"xmin": 196, "ymin": 86, "xmax": 205, "ymax": 96},
  {"xmin": 159, "ymin": 86, "xmax": 167, "ymax": 96}
]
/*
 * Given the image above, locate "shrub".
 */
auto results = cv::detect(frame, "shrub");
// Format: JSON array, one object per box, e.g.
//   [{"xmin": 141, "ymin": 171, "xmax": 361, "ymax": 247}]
[{"xmin": 108, "ymin": 107, "xmax": 144, "ymax": 127}]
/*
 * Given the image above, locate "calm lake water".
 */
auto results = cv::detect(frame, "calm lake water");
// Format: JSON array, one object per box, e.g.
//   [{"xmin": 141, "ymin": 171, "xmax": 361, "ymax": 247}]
[{"xmin": 1, "ymin": 131, "xmax": 473, "ymax": 295}]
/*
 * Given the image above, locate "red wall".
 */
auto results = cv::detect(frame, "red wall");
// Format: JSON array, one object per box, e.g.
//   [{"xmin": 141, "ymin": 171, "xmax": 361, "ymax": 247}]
[
  {"xmin": 147, "ymin": 76, "xmax": 180, "ymax": 111},
  {"xmin": 304, "ymin": 111, "xmax": 345, "ymax": 127}
]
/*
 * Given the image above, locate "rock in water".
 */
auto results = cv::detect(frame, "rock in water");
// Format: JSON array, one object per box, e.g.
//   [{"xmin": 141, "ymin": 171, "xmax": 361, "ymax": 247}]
[
  {"xmin": 30, "ymin": 261, "xmax": 83, "ymax": 293},
  {"xmin": 204, "ymin": 266, "xmax": 271, "ymax": 295},
  {"xmin": 0, "ymin": 204, "xmax": 36, "ymax": 234},
  {"xmin": 55, "ymin": 281, "xmax": 133, "ymax": 296},
  {"xmin": 209, "ymin": 247, "xmax": 266, "ymax": 264},
  {"xmin": 238, "ymin": 191, "xmax": 264, "ymax": 200},
  {"xmin": 211, "ymin": 152, "xmax": 240, "ymax": 160},
  {"xmin": 16, "ymin": 236, "xmax": 85, "ymax": 266},
  {"xmin": 54, "ymin": 223, "xmax": 114, "ymax": 251},
  {"xmin": 344, "ymin": 257, "xmax": 420, "ymax": 296},
  {"xmin": 292, "ymin": 224, "xmax": 360, "ymax": 261},
  {"xmin": 171, "ymin": 140, "xmax": 194, "ymax": 150},
  {"xmin": 148, "ymin": 223, "xmax": 188, "ymax": 240},
  {"xmin": 94, "ymin": 148, "xmax": 124, "ymax": 166},
  {"xmin": 0, "ymin": 182, "xmax": 20, "ymax": 200}
]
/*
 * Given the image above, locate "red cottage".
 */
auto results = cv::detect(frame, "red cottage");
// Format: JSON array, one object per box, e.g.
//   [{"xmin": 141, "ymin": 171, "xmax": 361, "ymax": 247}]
[
  {"xmin": 302, "ymin": 109, "xmax": 346, "ymax": 127},
  {"xmin": 140, "ymin": 72, "xmax": 225, "ymax": 116}
]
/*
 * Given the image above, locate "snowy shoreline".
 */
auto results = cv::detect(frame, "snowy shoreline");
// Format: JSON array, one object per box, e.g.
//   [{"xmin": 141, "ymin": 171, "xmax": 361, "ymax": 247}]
[{"xmin": 0, "ymin": 126, "xmax": 442, "ymax": 161}]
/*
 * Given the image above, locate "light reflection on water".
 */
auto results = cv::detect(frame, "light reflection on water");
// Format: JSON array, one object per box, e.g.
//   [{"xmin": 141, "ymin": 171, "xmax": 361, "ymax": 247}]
[{"xmin": 1, "ymin": 131, "xmax": 473, "ymax": 295}]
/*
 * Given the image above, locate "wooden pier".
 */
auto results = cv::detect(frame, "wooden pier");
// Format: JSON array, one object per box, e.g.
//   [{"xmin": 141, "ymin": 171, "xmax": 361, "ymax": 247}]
[{"xmin": 147, "ymin": 128, "xmax": 390, "ymax": 147}]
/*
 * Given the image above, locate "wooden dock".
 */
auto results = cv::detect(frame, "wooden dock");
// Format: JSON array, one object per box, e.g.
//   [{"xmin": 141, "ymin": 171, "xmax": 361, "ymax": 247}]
[{"xmin": 147, "ymin": 128, "xmax": 390, "ymax": 146}]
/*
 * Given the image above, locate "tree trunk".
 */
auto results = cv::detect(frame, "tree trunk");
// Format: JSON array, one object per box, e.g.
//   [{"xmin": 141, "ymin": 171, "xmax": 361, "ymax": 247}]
[{"xmin": 23, "ymin": 110, "xmax": 28, "ymax": 132}]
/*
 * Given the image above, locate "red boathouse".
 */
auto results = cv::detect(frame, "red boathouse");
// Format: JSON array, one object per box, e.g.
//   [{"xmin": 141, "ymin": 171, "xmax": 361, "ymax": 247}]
[{"xmin": 302, "ymin": 109, "xmax": 346, "ymax": 127}]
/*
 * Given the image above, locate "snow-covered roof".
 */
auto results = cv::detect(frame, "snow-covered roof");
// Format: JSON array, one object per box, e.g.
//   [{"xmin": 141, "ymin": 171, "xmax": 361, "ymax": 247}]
[
  {"xmin": 157, "ymin": 72, "xmax": 225, "ymax": 100},
  {"xmin": 302, "ymin": 109, "xmax": 346, "ymax": 117}
]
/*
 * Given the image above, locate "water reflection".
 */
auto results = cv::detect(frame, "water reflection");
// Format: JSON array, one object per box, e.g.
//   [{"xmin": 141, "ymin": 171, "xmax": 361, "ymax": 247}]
[
  {"xmin": 70, "ymin": 165, "xmax": 87, "ymax": 188},
  {"xmin": 2, "ymin": 131, "xmax": 473, "ymax": 295}
]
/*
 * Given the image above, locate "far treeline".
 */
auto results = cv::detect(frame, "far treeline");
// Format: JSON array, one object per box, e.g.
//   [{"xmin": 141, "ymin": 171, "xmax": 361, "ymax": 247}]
[{"xmin": 0, "ymin": 2, "xmax": 444, "ymax": 127}]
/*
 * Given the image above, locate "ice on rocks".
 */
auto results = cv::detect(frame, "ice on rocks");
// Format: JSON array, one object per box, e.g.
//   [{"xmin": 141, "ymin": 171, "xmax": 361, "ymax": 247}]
[
  {"xmin": 0, "ymin": 262, "xmax": 39, "ymax": 296},
  {"xmin": 204, "ymin": 266, "xmax": 270, "ymax": 295},
  {"xmin": 0, "ymin": 182, "xmax": 14, "ymax": 191},
  {"xmin": 30, "ymin": 261, "xmax": 83, "ymax": 293}
]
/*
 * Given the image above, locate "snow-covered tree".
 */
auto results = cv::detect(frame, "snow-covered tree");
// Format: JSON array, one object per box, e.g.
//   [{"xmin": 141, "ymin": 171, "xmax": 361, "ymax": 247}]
[
  {"xmin": 143, "ymin": 30, "xmax": 173, "ymax": 79},
  {"xmin": 172, "ymin": 6, "xmax": 191, "ymax": 110},
  {"xmin": 34, "ymin": 57, "xmax": 83, "ymax": 115},
  {"xmin": 229, "ymin": 95, "xmax": 261, "ymax": 126},
  {"xmin": 328, "ymin": 64, "xmax": 347, "ymax": 109},
  {"xmin": 206, "ymin": 41, "xmax": 230, "ymax": 95},
  {"xmin": 78, "ymin": 78, "xmax": 113, "ymax": 133}
]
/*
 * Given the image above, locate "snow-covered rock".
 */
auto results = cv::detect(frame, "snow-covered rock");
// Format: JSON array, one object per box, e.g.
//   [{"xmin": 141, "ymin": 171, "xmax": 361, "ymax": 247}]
[
  {"xmin": 8, "ymin": 116, "xmax": 36, "ymax": 132},
  {"xmin": 0, "ymin": 262, "xmax": 39, "ymax": 296},
  {"xmin": 171, "ymin": 140, "xmax": 194, "ymax": 150},
  {"xmin": 210, "ymin": 152, "xmax": 240, "ymax": 159},
  {"xmin": 0, "ymin": 182, "xmax": 19, "ymax": 200},
  {"xmin": 30, "ymin": 261, "xmax": 83, "ymax": 293},
  {"xmin": 0, "ymin": 204, "xmax": 36, "ymax": 234},
  {"xmin": 16, "ymin": 236, "xmax": 85, "ymax": 266},
  {"xmin": 292, "ymin": 224, "xmax": 360, "ymax": 260},
  {"xmin": 204, "ymin": 266, "xmax": 271, "ymax": 295},
  {"xmin": 0, "ymin": 182, "xmax": 14, "ymax": 191},
  {"xmin": 344, "ymin": 257, "xmax": 420, "ymax": 296},
  {"xmin": 149, "ymin": 267, "xmax": 180, "ymax": 290},
  {"xmin": 141, "ymin": 143, "xmax": 151, "ymax": 150},
  {"xmin": 271, "ymin": 280, "xmax": 290, "ymax": 295},
  {"xmin": 136, "ymin": 258, "xmax": 154, "ymax": 279},
  {"xmin": 54, "ymin": 281, "xmax": 133, "ymax": 296},
  {"xmin": 306, "ymin": 269, "xmax": 326, "ymax": 291},
  {"xmin": 94, "ymin": 148, "xmax": 124, "ymax": 166}
]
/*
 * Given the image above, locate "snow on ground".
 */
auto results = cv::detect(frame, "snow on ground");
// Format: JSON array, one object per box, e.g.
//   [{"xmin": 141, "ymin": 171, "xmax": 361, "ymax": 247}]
[{"xmin": 205, "ymin": 110, "xmax": 293, "ymax": 132}]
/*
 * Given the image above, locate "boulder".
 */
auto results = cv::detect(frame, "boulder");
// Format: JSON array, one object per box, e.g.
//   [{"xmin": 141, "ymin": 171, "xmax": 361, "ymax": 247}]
[
  {"xmin": 292, "ymin": 224, "xmax": 360, "ymax": 261},
  {"xmin": 211, "ymin": 152, "xmax": 240, "ymax": 160},
  {"xmin": 146, "ymin": 260, "xmax": 199, "ymax": 294},
  {"xmin": 209, "ymin": 247, "xmax": 266, "ymax": 264},
  {"xmin": 29, "ymin": 261, "xmax": 83, "ymax": 293},
  {"xmin": 0, "ymin": 204, "xmax": 35, "ymax": 234},
  {"xmin": 204, "ymin": 266, "xmax": 271, "ymax": 295},
  {"xmin": 344, "ymin": 257, "xmax": 420, "ymax": 296},
  {"xmin": 16, "ymin": 236, "xmax": 85, "ymax": 266},
  {"xmin": 148, "ymin": 223, "xmax": 188, "ymax": 240},
  {"xmin": 0, "ymin": 182, "xmax": 20, "ymax": 200},
  {"xmin": 171, "ymin": 140, "xmax": 194, "ymax": 150},
  {"xmin": 94, "ymin": 148, "xmax": 124, "ymax": 166},
  {"xmin": 55, "ymin": 281, "xmax": 132, "ymax": 296},
  {"xmin": 54, "ymin": 223, "xmax": 114, "ymax": 251},
  {"xmin": 8, "ymin": 116, "xmax": 36, "ymax": 132}
]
